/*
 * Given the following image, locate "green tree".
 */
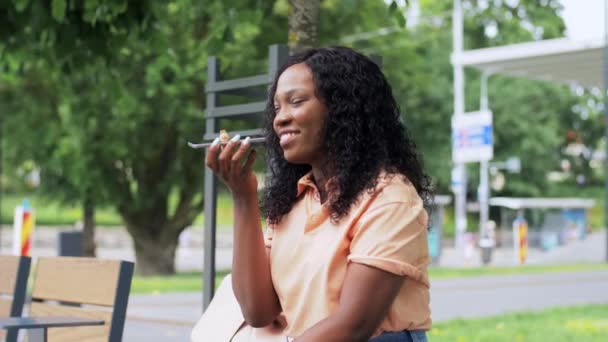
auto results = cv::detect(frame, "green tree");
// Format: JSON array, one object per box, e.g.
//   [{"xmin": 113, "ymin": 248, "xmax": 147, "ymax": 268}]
[
  {"xmin": 1, "ymin": 0, "xmax": 283, "ymax": 274},
  {"xmin": 0, "ymin": 0, "xmax": 413, "ymax": 272},
  {"xmin": 405, "ymin": 0, "xmax": 572, "ymax": 197},
  {"xmin": 557, "ymin": 89, "xmax": 605, "ymax": 186},
  {"xmin": 1, "ymin": 0, "xmax": 587, "ymax": 273}
]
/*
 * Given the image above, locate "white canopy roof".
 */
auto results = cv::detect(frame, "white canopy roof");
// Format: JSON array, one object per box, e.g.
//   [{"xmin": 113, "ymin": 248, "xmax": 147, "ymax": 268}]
[
  {"xmin": 489, "ymin": 197, "xmax": 596, "ymax": 210},
  {"xmin": 451, "ymin": 38, "xmax": 605, "ymax": 89}
]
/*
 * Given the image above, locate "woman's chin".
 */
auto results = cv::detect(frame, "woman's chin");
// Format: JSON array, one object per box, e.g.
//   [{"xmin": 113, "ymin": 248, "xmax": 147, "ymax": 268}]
[{"xmin": 283, "ymin": 152, "xmax": 307, "ymax": 165}]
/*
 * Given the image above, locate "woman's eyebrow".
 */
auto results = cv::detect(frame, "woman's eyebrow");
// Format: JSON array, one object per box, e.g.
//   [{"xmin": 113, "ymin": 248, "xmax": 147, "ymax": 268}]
[{"xmin": 274, "ymin": 88, "xmax": 305, "ymax": 102}]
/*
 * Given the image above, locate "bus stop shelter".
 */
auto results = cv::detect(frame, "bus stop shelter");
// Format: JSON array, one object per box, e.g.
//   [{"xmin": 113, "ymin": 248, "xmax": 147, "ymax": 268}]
[
  {"xmin": 450, "ymin": 24, "xmax": 608, "ymax": 262},
  {"xmin": 451, "ymin": 37, "xmax": 605, "ymax": 89},
  {"xmin": 489, "ymin": 197, "xmax": 596, "ymax": 250}
]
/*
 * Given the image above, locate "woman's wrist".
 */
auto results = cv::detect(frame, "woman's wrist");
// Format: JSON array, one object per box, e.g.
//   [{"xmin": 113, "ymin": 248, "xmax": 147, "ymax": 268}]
[{"xmin": 232, "ymin": 190, "xmax": 259, "ymax": 206}]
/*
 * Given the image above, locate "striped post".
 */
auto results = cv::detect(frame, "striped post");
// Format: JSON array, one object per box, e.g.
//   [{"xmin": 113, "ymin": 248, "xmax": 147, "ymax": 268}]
[
  {"xmin": 512, "ymin": 211, "xmax": 528, "ymax": 265},
  {"xmin": 12, "ymin": 199, "xmax": 35, "ymax": 256}
]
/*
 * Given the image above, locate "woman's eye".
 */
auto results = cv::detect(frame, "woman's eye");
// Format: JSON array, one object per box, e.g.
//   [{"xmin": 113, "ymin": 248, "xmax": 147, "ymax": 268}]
[{"xmin": 291, "ymin": 99, "xmax": 303, "ymax": 105}]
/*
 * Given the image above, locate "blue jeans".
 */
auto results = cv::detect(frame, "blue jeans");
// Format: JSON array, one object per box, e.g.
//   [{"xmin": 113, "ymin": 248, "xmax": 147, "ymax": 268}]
[{"xmin": 368, "ymin": 330, "xmax": 428, "ymax": 342}]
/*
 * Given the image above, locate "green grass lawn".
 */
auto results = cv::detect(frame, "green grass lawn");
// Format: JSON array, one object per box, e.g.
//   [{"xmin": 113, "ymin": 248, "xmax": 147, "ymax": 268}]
[
  {"xmin": 427, "ymin": 263, "xmax": 608, "ymax": 278},
  {"xmin": 130, "ymin": 263, "xmax": 608, "ymax": 294},
  {"xmin": 1, "ymin": 192, "xmax": 236, "ymax": 228},
  {"xmin": 430, "ymin": 305, "xmax": 608, "ymax": 342},
  {"xmin": 131, "ymin": 270, "xmax": 231, "ymax": 294},
  {"xmin": 1, "ymin": 193, "xmax": 124, "ymax": 226}
]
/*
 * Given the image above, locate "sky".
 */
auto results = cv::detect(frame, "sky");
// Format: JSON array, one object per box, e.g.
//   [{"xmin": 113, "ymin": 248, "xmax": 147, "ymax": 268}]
[
  {"xmin": 398, "ymin": 0, "xmax": 607, "ymax": 41},
  {"xmin": 561, "ymin": 0, "xmax": 605, "ymax": 40},
  {"xmin": 472, "ymin": 0, "xmax": 606, "ymax": 40}
]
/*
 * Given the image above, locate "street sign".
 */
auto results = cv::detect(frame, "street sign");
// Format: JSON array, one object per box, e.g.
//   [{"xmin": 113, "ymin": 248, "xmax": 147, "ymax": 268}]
[{"xmin": 452, "ymin": 110, "xmax": 493, "ymax": 163}]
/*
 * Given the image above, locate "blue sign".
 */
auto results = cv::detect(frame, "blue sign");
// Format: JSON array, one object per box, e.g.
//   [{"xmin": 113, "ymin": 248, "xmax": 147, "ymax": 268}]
[
  {"xmin": 452, "ymin": 111, "xmax": 494, "ymax": 163},
  {"xmin": 452, "ymin": 125, "xmax": 493, "ymax": 148}
]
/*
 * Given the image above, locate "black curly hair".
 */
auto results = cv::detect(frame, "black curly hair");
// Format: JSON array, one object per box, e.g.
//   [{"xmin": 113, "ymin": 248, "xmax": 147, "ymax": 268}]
[{"xmin": 262, "ymin": 46, "xmax": 433, "ymax": 224}]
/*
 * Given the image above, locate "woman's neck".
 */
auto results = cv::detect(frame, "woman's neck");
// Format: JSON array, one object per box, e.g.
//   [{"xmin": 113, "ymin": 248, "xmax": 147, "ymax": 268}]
[{"xmin": 311, "ymin": 162, "xmax": 334, "ymax": 204}]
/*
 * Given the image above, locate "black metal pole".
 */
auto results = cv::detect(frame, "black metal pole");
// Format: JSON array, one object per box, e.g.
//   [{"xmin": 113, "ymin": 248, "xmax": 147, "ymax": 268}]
[{"xmin": 203, "ymin": 56, "xmax": 219, "ymax": 311}]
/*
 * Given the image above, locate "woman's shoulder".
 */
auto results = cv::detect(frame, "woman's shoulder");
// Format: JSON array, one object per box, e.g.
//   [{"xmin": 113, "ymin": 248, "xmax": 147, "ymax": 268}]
[
  {"xmin": 373, "ymin": 172, "xmax": 421, "ymax": 205},
  {"xmin": 348, "ymin": 172, "xmax": 427, "ymax": 233}
]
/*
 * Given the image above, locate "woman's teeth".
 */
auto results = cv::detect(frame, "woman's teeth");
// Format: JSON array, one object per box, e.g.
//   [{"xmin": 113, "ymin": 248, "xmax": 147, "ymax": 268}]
[{"xmin": 280, "ymin": 133, "xmax": 297, "ymax": 144}]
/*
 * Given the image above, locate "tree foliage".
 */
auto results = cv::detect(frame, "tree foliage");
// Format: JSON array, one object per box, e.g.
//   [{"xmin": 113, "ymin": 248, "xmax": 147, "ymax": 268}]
[
  {"xmin": 1, "ymin": 0, "xmax": 281, "ymax": 273},
  {"xmin": 0, "ymin": 0, "xmax": 598, "ymax": 272}
]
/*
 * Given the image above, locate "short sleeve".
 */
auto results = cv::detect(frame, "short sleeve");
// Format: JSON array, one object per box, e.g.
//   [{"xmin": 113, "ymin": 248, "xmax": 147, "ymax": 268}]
[
  {"xmin": 263, "ymin": 225, "xmax": 274, "ymax": 248},
  {"xmin": 347, "ymin": 201, "xmax": 429, "ymax": 284}
]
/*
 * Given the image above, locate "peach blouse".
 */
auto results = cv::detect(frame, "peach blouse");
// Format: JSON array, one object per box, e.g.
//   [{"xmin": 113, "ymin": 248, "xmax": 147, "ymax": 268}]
[{"xmin": 264, "ymin": 172, "xmax": 431, "ymax": 337}]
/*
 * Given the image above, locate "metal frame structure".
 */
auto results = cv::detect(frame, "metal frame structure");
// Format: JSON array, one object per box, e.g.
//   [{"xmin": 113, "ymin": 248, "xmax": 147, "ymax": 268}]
[
  {"xmin": 0, "ymin": 257, "xmax": 133, "ymax": 342},
  {"xmin": 203, "ymin": 44, "xmax": 289, "ymax": 310},
  {"xmin": 0, "ymin": 256, "xmax": 31, "ymax": 342},
  {"xmin": 109, "ymin": 260, "xmax": 135, "ymax": 342}
]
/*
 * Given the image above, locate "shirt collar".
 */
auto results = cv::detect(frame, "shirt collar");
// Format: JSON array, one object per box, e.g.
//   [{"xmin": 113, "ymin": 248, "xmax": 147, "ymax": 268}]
[
  {"xmin": 296, "ymin": 171, "xmax": 317, "ymax": 197},
  {"xmin": 296, "ymin": 171, "xmax": 340, "ymax": 201}
]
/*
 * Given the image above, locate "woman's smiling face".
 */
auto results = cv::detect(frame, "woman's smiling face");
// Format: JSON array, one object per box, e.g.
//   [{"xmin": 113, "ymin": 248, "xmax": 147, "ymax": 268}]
[{"xmin": 273, "ymin": 63, "xmax": 329, "ymax": 165}]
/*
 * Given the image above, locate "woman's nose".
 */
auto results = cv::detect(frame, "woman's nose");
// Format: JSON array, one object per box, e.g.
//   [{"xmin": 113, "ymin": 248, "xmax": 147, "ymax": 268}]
[{"xmin": 274, "ymin": 108, "xmax": 291, "ymax": 128}]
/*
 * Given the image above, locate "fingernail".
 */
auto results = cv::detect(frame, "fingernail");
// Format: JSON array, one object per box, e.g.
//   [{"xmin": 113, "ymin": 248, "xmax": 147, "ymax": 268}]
[
  {"xmin": 211, "ymin": 137, "xmax": 220, "ymax": 146},
  {"xmin": 230, "ymin": 134, "xmax": 241, "ymax": 142},
  {"xmin": 243, "ymin": 136, "xmax": 251, "ymax": 145}
]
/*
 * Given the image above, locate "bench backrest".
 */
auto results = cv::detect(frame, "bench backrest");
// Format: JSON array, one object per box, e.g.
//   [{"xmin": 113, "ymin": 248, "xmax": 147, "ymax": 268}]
[
  {"xmin": 30, "ymin": 257, "xmax": 134, "ymax": 342},
  {"xmin": 0, "ymin": 255, "xmax": 31, "ymax": 342}
]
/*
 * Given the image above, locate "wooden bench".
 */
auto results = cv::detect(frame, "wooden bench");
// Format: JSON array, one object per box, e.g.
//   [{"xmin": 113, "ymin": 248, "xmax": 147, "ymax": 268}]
[
  {"xmin": 0, "ymin": 256, "xmax": 31, "ymax": 342},
  {"xmin": 0, "ymin": 257, "xmax": 134, "ymax": 342}
]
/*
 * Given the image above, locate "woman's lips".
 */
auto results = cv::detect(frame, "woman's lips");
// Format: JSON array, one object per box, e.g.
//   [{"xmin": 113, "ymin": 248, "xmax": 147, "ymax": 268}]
[{"xmin": 279, "ymin": 132, "xmax": 299, "ymax": 147}]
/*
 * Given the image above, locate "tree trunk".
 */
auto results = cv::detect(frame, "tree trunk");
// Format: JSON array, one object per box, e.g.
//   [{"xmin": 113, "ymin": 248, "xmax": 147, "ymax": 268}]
[
  {"xmin": 288, "ymin": 0, "xmax": 320, "ymax": 53},
  {"xmin": 113, "ymin": 122, "xmax": 202, "ymax": 275},
  {"xmin": 82, "ymin": 194, "xmax": 96, "ymax": 257},
  {"xmin": 131, "ymin": 232, "xmax": 178, "ymax": 275}
]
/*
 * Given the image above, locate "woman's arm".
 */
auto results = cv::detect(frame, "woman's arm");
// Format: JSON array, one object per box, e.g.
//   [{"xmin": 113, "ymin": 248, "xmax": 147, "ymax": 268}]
[
  {"xmin": 231, "ymin": 192, "xmax": 282, "ymax": 326},
  {"xmin": 296, "ymin": 263, "xmax": 404, "ymax": 342},
  {"xmin": 206, "ymin": 137, "xmax": 281, "ymax": 326}
]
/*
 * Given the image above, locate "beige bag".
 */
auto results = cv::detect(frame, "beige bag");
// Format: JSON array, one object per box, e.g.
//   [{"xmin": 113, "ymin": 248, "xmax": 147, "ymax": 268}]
[{"xmin": 191, "ymin": 274, "xmax": 287, "ymax": 342}]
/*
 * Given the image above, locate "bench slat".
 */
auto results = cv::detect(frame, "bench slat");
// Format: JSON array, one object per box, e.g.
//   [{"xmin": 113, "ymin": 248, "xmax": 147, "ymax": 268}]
[
  {"xmin": 32, "ymin": 257, "xmax": 121, "ymax": 306},
  {"xmin": 0, "ymin": 298, "xmax": 11, "ymax": 317},
  {"xmin": 30, "ymin": 302, "xmax": 112, "ymax": 342},
  {"xmin": 0, "ymin": 256, "xmax": 20, "ymax": 294}
]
